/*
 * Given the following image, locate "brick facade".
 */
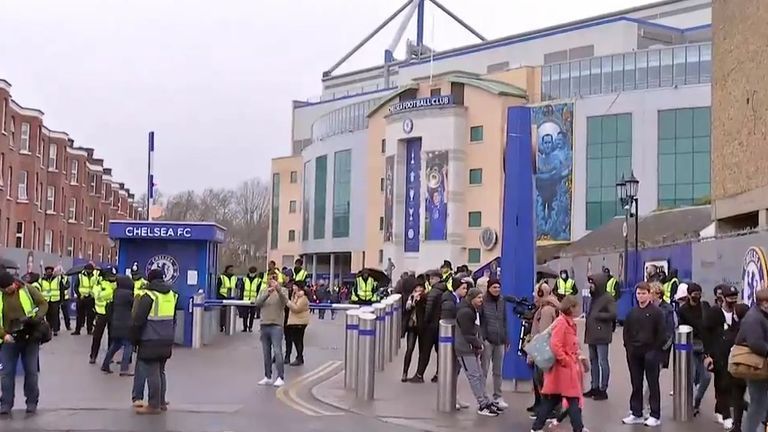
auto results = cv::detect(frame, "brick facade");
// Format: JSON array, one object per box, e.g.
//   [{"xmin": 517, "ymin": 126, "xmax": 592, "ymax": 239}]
[{"xmin": 0, "ymin": 79, "xmax": 138, "ymax": 262}]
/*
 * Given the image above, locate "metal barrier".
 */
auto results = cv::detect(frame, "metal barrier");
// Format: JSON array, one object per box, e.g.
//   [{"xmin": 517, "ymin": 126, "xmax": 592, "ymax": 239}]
[
  {"xmin": 372, "ymin": 303, "xmax": 386, "ymax": 371},
  {"xmin": 390, "ymin": 294, "xmax": 402, "ymax": 354},
  {"xmin": 673, "ymin": 324, "xmax": 693, "ymax": 421},
  {"xmin": 436, "ymin": 319, "xmax": 457, "ymax": 413},
  {"xmin": 344, "ymin": 310, "xmax": 361, "ymax": 390},
  {"xmin": 225, "ymin": 305, "xmax": 238, "ymax": 336},
  {"xmin": 191, "ymin": 290, "xmax": 205, "ymax": 349},
  {"xmin": 384, "ymin": 299, "xmax": 394, "ymax": 363},
  {"xmin": 357, "ymin": 312, "xmax": 377, "ymax": 400}
]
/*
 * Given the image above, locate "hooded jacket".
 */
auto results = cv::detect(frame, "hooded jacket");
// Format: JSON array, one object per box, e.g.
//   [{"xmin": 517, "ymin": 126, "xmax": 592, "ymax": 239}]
[
  {"xmin": 109, "ymin": 276, "xmax": 135, "ymax": 339},
  {"xmin": 131, "ymin": 279, "xmax": 177, "ymax": 360},
  {"xmin": 585, "ymin": 272, "xmax": 617, "ymax": 345},
  {"xmin": 424, "ymin": 281, "xmax": 448, "ymax": 329},
  {"xmin": 480, "ymin": 289, "xmax": 509, "ymax": 345},
  {"xmin": 531, "ymin": 283, "xmax": 559, "ymax": 336},
  {"xmin": 454, "ymin": 299, "xmax": 483, "ymax": 355}
]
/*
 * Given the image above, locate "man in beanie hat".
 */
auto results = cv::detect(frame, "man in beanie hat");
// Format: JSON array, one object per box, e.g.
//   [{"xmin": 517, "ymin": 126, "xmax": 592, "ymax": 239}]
[
  {"xmin": 480, "ymin": 278, "xmax": 509, "ymax": 409},
  {"xmin": 130, "ymin": 268, "xmax": 178, "ymax": 414},
  {"xmin": 677, "ymin": 281, "xmax": 711, "ymax": 415},
  {"xmin": 455, "ymin": 287, "xmax": 499, "ymax": 417}
]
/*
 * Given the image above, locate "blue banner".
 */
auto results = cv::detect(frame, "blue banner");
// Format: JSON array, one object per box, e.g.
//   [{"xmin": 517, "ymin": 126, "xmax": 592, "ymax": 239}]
[
  {"xmin": 424, "ymin": 150, "xmax": 448, "ymax": 241},
  {"xmin": 109, "ymin": 221, "xmax": 226, "ymax": 243},
  {"xmin": 404, "ymin": 139, "xmax": 422, "ymax": 252}
]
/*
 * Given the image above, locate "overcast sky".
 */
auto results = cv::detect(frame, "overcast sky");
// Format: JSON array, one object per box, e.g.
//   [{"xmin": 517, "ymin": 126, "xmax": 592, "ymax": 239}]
[{"xmin": 0, "ymin": 0, "xmax": 650, "ymax": 195}]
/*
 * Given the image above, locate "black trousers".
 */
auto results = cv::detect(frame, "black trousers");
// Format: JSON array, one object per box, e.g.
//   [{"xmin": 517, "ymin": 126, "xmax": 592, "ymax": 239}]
[
  {"xmin": 402, "ymin": 327, "xmax": 420, "ymax": 376},
  {"xmin": 240, "ymin": 307, "xmax": 256, "ymax": 331},
  {"xmin": 713, "ymin": 362, "xmax": 737, "ymax": 421},
  {"xmin": 730, "ymin": 373, "xmax": 747, "ymax": 428},
  {"xmin": 90, "ymin": 313, "xmax": 110, "ymax": 360},
  {"xmin": 627, "ymin": 349, "xmax": 661, "ymax": 419},
  {"xmin": 285, "ymin": 324, "xmax": 307, "ymax": 360},
  {"xmin": 75, "ymin": 296, "xmax": 95, "ymax": 333},
  {"xmin": 60, "ymin": 299, "xmax": 71, "ymax": 330},
  {"xmin": 45, "ymin": 301, "xmax": 61, "ymax": 333},
  {"xmin": 415, "ymin": 326, "xmax": 438, "ymax": 377}
]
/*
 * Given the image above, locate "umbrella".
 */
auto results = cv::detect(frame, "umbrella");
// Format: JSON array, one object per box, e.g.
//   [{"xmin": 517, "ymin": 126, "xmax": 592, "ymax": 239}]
[
  {"xmin": 64, "ymin": 264, "xmax": 90, "ymax": 276},
  {"xmin": 0, "ymin": 257, "xmax": 19, "ymax": 270},
  {"xmin": 357, "ymin": 268, "xmax": 391, "ymax": 287},
  {"xmin": 536, "ymin": 264, "xmax": 558, "ymax": 280}
]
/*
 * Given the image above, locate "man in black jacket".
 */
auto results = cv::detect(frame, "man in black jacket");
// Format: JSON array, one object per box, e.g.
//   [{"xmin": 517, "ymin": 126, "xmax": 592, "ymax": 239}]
[
  {"xmin": 678, "ymin": 282, "xmax": 711, "ymax": 415},
  {"xmin": 734, "ymin": 288, "xmax": 768, "ymax": 432},
  {"xmin": 101, "ymin": 275, "xmax": 135, "ymax": 375},
  {"xmin": 480, "ymin": 278, "xmax": 509, "ymax": 409},
  {"xmin": 411, "ymin": 270, "xmax": 445, "ymax": 383},
  {"xmin": 621, "ymin": 282, "xmax": 666, "ymax": 427},
  {"xmin": 584, "ymin": 272, "xmax": 617, "ymax": 401},
  {"xmin": 440, "ymin": 277, "xmax": 470, "ymax": 320},
  {"xmin": 131, "ymin": 269, "xmax": 178, "ymax": 414}
]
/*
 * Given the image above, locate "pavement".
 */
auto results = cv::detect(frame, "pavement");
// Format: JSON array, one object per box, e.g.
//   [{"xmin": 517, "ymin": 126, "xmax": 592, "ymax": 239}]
[
  {"xmin": 0, "ymin": 313, "xmax": 418, "ymax": 432},
  {"xmin": 311, "ymin": 318, "xmax": 726, "ymax": 432}
]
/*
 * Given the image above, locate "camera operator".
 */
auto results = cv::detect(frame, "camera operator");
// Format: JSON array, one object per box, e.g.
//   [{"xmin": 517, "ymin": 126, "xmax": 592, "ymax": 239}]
[{"xmin": 0, "ymin": 270, "xmax": 48, "ymax": 415}]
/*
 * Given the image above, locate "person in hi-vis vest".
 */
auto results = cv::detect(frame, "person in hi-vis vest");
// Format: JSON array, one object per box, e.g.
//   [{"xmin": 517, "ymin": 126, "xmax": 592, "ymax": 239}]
[
  {"xmin": 292, "ymin": 259, "xmax": 308, "ymax": 283},
  {"xmin": 603, "ymin": 267, "xmax": 621, "ymax": 300},
  {"xmin": 73, "ymin": 263, "xmax": 99, "ymax": 335},
  {"xmin": 240, "ymin": 266, "xmax": 262, "ymax": 332},
  {"xmin": 216, "ymin": 265, "xmax": 238, "ymax": 333},
  {"xmin": 555, "ymin": 269, "xmax": 578, "ymax": 301},
  {"xmin": 39, "ymin": 266, "xmax": 66, "ymax": 336},
  {"xmin": 351, "ymin": 269, "xmax": 378, "ymax": 305},
  {"xmin": 90, "ymin": 267, "xmax": 117, "ymax": 364}
]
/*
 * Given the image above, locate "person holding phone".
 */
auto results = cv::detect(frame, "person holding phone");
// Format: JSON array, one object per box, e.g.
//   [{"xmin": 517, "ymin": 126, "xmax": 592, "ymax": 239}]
[{"xmin": 255, "ymin": 279, "xmax": 289, "ymax": 387}]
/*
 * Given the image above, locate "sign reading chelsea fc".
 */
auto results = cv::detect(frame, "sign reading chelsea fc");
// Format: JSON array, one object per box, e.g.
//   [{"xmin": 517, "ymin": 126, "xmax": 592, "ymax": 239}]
[
  {"xmin": 742, "ymin": 246, "xmax": 768, "ymax": 307},
  {"xmin": 388, "ymin": 95, "xmax": 454, "ymax": 115},
  {"xmin": 146, "ymin": 254, "xmax": 180, "ymax": 284}
]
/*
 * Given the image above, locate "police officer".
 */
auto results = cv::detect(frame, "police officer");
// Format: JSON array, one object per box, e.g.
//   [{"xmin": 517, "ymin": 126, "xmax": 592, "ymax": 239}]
[
  {"xmin": 351, "ymin": 269, "xmax": 378, "ymax": 305},
  {"xmin": 293, "ymin": 259, "xmax": 308, "ymax": 283},
  {"xmin": 662, "ymin": 268, "xmax": 679, "ymax": 305},
  {"xmin": 217, "ymin": 265, "xmax": 238, "ymax": 333},
  {"xmin": 39, "ymin": 266, "xmax": 65, "ymax": 336},
  {"xmin": 131, "ymin": 265, "xmax": 147, "ymax": 298},
  {"xmin": 90, "ymin": 267, "xmax": 117, "ymax": 364},
  {"xmin": 555, "ymin": 269, "xmax": 578, "ymax": 301},
  {"xmin": 73, "ymin": 263, "xmax": 99, "ymax": 335},
  {"xmin": 439, "ymin": 260, "xmax": 454, "ymax": 292},
  {"xmin": 240, "ymin": 266, "xmax": 261, "ymax": 332},
  {"xmin": 131, "ymin": 268, "xmax": 178, "ymax": 415},
  {"xmin": 59, "ymin": 273, "xmax": 72, "ymax": 332},
  {"xmin": 603, "ymin": 267, "xmax": 621, "ymax": 300}
]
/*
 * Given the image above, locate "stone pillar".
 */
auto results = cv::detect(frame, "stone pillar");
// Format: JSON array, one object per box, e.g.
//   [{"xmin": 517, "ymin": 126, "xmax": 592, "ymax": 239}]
[
  {"xmin": 312, "ymin": 254, "xmax": 318, "ymax": 285},
  {"xmin": 329, "ymin": 253, "xmax": 335, "ymax": 287}
]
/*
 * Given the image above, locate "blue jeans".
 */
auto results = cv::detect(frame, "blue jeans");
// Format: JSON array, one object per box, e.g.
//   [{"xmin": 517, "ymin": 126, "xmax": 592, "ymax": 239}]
[
  {"xmin": 260, "ymin": 325, "xmax": 284, "ymax": 380},
  {"xmin": 589, "ymin": 344, "xmax": 610, "ymax": 391},
  {"xmin": 693, "ymin": 352, "xmax": 711, "ymax": 407},
  {"xmin": 0, "ymin": 342, "xmax": 40, "ymax": 409},
  {"xmin": 101, "ymin": 338, "xmax": 132, "ymax": 373},
  {"xmin": 745, "ymin": 380, "xmax": 768, "ymax": 432},
  {"xmin": 140, "ymin": 359, "xmax": 167, "ymax": 409},
  {"xmin": 132, "ymin": 359, "xmax": 147, "ymax": 402}
]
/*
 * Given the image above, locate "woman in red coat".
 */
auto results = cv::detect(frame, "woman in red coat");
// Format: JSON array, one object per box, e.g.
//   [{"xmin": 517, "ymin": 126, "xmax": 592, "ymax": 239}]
[{"xmin": 530, "ymin": 296, "xmax": 590, "ymax": 432}]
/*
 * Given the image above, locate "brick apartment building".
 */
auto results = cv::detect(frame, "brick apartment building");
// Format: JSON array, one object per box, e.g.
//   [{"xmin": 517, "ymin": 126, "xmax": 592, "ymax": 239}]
[{"xmin": 0, "ymin": 79, "xmax": 139, "ymax": 262}]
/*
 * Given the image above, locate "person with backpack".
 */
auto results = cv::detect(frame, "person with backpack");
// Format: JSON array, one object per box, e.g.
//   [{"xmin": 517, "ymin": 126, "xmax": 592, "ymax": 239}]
[
  {"xmin": 530, "ymin": 295, "xmax": 590, "ymax": 432},
  {"xmin": 528, "ymin": 281, "xmax": 560, "ymax": 418}
]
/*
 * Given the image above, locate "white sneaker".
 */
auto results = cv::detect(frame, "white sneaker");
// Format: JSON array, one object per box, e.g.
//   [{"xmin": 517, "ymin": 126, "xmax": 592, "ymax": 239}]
[
  {"xmin": 493, "ymin": 397, "xmax": 509, "ymax": 409},
  {"xmin": 722, "ymin": 418, "xmax": 733, "ymax": 430},
  {"xmin": 273, "ymin": 377, "xmax": 285, "ymax": 387},
  {"xmin": 257, "ymin": 377, "xmax": 273, "ymax": 386},
  {"xmin": 644, "ymin": 417, "xmax": 661, "ymax": 427},
  {"xmin": 622, "ymin": 415, "xmax": 645, "ymax": 425},
  {"xmin": 715, "ymin": 413, "xmax": 724, "ymax": 424},
  {"xmin": 457, "ymin": 400, "xmax": 470, "ymax": 409}
]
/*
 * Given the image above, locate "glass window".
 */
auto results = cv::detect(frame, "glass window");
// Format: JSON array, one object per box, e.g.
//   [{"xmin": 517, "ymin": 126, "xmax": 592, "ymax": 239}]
[
  {"xmin": 288, "ymin": 230, "xmax": 296, "ymax": 242},
  {"xmin": 332, "ymin": 150, "xmax": 351, "ymax": 238},
  {"xmin": 302, "ymin": 161, "xmax": 311, "ymax": 241},
  {"xmin": 468, "ymin": 211, "xmax": 482, "ymax": 228},
  {"xmin": 289, "ymin": 200, "xmax": 297, "ymax": 213},
  {"xmin": 686, "ymin": 45, "xmax": 700, "ymax": 85},
  {"xmin": 636, "ymin": 51, "xmax": 648, "ymax": 89},
  {"xmin": 673, "ymin": 47, "xmax": 686, "ymax": 86},
  {"xmin": 467, "ymin": 248, "xmax": 481, "ymax": 264},
  {"xmin": 570, "ymin": 62, "xmax": 580, "ymax": 97},
  {"xmin": 601, "ymin": 56, "xmax": 612, "ymax": 93},
  {"xmin": 612, "ymin": 55, "xmax": 624, "ymax": 92},
  {"xmin": 700, "ymin": 44, "xmax": 712, "ymax": 83},
  {"xmin": 586, "ymin": 113, "xmax": 633, "ymax": 230},
  {"xmin": 313, "ymin": 155, "xmax": 328, "ymax": 239},
  {"xmin": 469, "ymin": 168, "xmax": 483, "ymax": 185},
  {"xmin": 470, "ymin": 126, "xmax": 484, "ymax": 142},
  {"xmin": 590, "ymin": 58, "xmax": 601, "ymax": 94},
  {"xmin": 580, "ymin": 60, "xmax": 590, "ymax": 96},
  {"xmin": 270, "ymin": 172, "xmax": 280, "ymax": 249},
  {"xmin": 657, "ymin": 107, "xmax": 711, "ymax": 208},
  {"xmin": 559, "ymin": 63, "xmax": 570, "ymax": 98},
  {"xmin": 550, "ymin": 64, "xmax": 561, "ymax": 100},
  {"xmin": 541, "ymin": 66, "xmax": 551, "ymax": 101},
  {"xmin": 648, "ymin": 49, "xmax": 661, "ymax": 88},
  {"xmin": 623, "ymin": 52, "xmax": 636, "ymax": 90},
  {"xmin": 290, "ymin": 171, "xmax": 298, "ymax": 183},
  {"xmin": 660, "ymin": 49, "xmax": 674, "ymax": 87}
]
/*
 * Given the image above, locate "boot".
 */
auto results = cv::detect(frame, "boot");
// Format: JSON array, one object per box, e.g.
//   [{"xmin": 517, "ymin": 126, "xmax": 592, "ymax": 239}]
[
  {"xmin": 290, "ymin": 357, "xmax": 304, "ymax": 366},
  {"xmin": 583, "ymin": 388, "xmax": 597, "ymax": 398}
]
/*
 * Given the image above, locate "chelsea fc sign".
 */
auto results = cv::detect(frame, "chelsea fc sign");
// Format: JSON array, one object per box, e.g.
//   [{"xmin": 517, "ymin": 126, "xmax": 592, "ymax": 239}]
[
  {"xmin": 146, "ymin": 254, "xmax": 180, "ymax": 284},
  {"xmin": 742, "ymin": 246, "xmax": 768, "ymax": 307}
]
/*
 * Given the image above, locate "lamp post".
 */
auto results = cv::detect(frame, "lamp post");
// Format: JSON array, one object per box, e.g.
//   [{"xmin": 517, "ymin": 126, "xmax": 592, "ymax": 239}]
[{"xmin": 616, "ymin": 171, "xmax": 640, "ymax": 298}]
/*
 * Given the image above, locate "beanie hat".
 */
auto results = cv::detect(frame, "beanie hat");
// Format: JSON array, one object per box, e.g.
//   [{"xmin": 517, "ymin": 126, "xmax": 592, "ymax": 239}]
[
  {"xmin": 0, "ymin": 271, "xmax": 15, "ymax": 289},
  {"xmin": 441, "ymin": 260, "xmax": 453, "ymax": 271},
  {"xmin": 466, "ymin": 288, "xmax": 483, "ymax": 302},
  {"xmin": 487, "ymin": 277, "xmax": 501, "ymax": 288},
  {"xmin": 686, "ymin": 282, "xmax": 702, "ymax": 294},
  {"xmin": 148, "ymin": 268, "xmax": 165, "ymax": 282}
]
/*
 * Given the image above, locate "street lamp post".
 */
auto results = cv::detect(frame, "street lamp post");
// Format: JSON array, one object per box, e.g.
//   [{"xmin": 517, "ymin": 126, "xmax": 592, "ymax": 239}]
[{"xmin": 616, "ymin": 172, "xmax": 640, "ymax": 298}]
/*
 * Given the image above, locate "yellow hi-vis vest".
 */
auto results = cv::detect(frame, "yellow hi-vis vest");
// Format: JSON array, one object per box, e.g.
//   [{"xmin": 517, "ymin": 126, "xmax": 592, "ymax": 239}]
[
  {"xmin": 294, "ymin": 269, "xmax": 308, "ymax": 282},
  {"xmin": 0, "ymin": 286, "xmax": 36, "ymax": 343},
  {"xmin": 260, "ymin": 270, "xmax": 285, "ymax": 289},
  {"xmin": 556, "ymin": 278, "xmax": 575, "ymax": 296},
  {"xmin": 219, "ymin": 275, "xmax": 238, "ymax": 298},
  {"xmin": 78, "ymin": 273, "xmax": 99, "ymax": 297},
  {"xmin": 93, "ymin": 280, "xmax": 116, "ymax": 315},
  {"xmin": 141, "ymin": 290, "xmax": 178, "ymax": 343},
  {"xmin": 40, "ymin": 277, "xmax": 61, "ymax": 302},
  {"xmin": 442, "ymin": 273, "xmax": 453, "ymax": 292},
  {"xmin": 242, "ymin": 276, "xmax": 262, "ymax": 302},
  {"xmin": 134, "ymin": 278, "xmax": 148, "ymax": 298},
  {"xmin": 662, "ymin": 278, "xmax": 678, "ymax": 303},
  {"xmin": 352, "ymin": 277, "xmax": 377, "ymax": 302},
  {"xmin": 607, "ymin": 277, "xmax": 619, "ymax": 297}
]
